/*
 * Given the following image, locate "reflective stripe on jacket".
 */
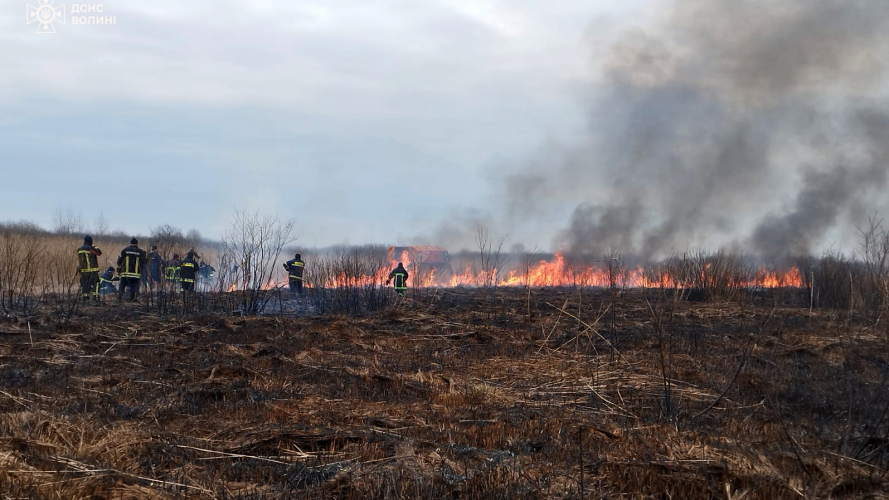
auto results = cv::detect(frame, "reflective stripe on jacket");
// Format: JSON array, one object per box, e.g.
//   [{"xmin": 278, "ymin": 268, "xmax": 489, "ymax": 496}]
[
  {"xmin": 179, "ymin": 259, "xmax": 199, "ymax": 283},
  {"xmin": 284, "ymin": 259, "xmax": 305, "ymax": 280},
  {"xmin": 76, "ymin": 244, "xmax": 102, "ymax": 272},
  {"xmin": 117, "ymin": 245, "xmax": 146, "ymax": 278},
  {"xmin": 391, "ymin": 273, "xmax": 407, "ymax": 290}
]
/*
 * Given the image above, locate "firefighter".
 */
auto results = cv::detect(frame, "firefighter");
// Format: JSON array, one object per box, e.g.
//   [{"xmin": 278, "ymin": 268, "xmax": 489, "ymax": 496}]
[
  {"xmin": 178, "ymin": 251, "xmax": 199, "ymax": 293},
  {"xmin": 98, "ymin": 266, "xmax": 119, "ymax": 295},
  {"xmin": 386, "ymin": 262, "xmax": 409, "ymax": 297},
  {"xmin": 283, "ymin": 253, "xmax": 305, "ymax": 299},
  {"xmin": 165, "ymin": 253, "xmax": 181, "ymax": 283},
  {"xmin": 198, "ymin": 261, "xmax": 216, "ymax": 291},
  {"xmin": 117, "ymin": 238, "xmax": 146, "ymax": 301},
  {"xmin": 198, "ymin": 261, "xmax": 215, "ymax": 281},
  {"xmin": 76, "ymin": 235, "xmax": 102, "ymax": 301},
  {"xmin": 144, "ymin": 245, "xmax": 164, "ymax": 291}
]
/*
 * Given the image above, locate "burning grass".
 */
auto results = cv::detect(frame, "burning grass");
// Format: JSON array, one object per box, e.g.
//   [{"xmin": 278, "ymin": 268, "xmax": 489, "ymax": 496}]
[{"xmin": 0, "ymin": 288, "xmax": 887, "ymax": 498}]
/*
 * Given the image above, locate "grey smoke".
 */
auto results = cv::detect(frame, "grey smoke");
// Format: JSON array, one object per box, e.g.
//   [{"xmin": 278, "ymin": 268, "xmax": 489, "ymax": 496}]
[
  {"xmin": 752, "ymin": 163, "xmax": 888, "ymax": 257},
  {"xmin": 411, "ymin": 208, "xmax": 496, "ymax": 252},
  {"xmin": 503, "ymin": 0, "xmax": 889, "ymax": 259}
]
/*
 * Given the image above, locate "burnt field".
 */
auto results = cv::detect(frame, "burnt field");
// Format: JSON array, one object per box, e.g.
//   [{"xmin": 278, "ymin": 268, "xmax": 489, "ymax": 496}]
[{"xmin": 0, "ymin": 287, "xmax": 888, "ymax": 499}]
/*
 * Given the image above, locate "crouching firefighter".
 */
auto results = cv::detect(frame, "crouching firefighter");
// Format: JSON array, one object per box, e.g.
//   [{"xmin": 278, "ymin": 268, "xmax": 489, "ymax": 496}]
[
  {"xmin": 98, "ymin": 266, "xmax": 120, "ymax": 295},
  {"xmin": 76, "ymin": 235, "xmax": 102, "ymax": 301},
  {"xmin": 117, "ymin": 238, "xmax": 146, "ymax": 301},
  {"xmin": 283, "ymin": 253, "xmax": 305, "ymax": 299},
  {"xmin": 178, "ymin": 251, "xmax": 199, "ymax": 293},
  {"xmin": 386, "ymin": 262, "xmax": 409, "ymax": 297}
]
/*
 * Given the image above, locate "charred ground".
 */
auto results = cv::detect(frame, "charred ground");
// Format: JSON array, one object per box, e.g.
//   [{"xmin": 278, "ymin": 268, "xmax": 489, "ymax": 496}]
[{"xmin": 0, "ymin": 288, "xmax": 887, "ymax": 499}]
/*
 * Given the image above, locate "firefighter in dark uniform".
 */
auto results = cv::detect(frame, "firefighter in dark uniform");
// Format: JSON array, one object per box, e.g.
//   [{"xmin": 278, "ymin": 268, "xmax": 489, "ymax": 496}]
[
  {"xmin": 144, "ymin": 245, "xmax": 164, "ymax": 291},
  {"xmin": 76, "ymin": 235, "xmax": 102, "ymax": 301},
  {"xmin": 386, "ymin": 262, "xmax": 409, "ymax": 297},
  {"xmin": 283, "ymin": 253, "xmax": 305, "ymax": 299},
  {"xmin": 98, "ymin": 266, "xmax": 119, "ymax": 295},
  {"xmin": 165, "ymin": 253, "xmax": 181, "ymax": 284},
  {"xmin": 178, "ymin": 251, "xmax": 199, "ymax": 293},
  {"xmin": 198, "ymin": 261, "xmax": 216, "ymax": 282},
  {"xmin": 117, "ymin": 238, "xmax": 146, "ymax": 301}
]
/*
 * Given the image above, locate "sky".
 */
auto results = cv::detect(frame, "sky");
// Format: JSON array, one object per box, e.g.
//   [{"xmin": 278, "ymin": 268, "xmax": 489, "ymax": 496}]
[{"xmin": 0, "ymin": 0, "xmax": 658, "ymax": 248}]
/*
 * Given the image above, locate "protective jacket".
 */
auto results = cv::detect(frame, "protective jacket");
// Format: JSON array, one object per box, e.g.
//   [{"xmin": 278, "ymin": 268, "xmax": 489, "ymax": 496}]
[
  {"xmin": 199, "ymin": 262, "xmax": 216, "ymax": 281},
  {"xmin": 284, "ymin": 258, "xmax": 305, "ymax": 281},
  {"xmin": 117, "ymin": 245, "xmax": 147, "ymax": 279},
  {"xmin": 98, "ymin": 268, "xmax": 119, "ymax": 294},
  {"xmin": 388, "ymin": 265, "xmax": 409, "ymax": 290},
  {"xmin": 99, "ymin": 268, "xmax": 118, "ymax": 282},
  {"xmin": 76, "ymin": 244, "xmax": 103, "ymax": 273},
  {"xmin": 165, "ymin": 257, "xmax": 181, "ymax": 281},
  {"xmin": 146, "ymin": 251, "xmax": 163, "ymax": 281},
  {"xmin": 178, "ymin": 255, "xmax": 199, "ymax": 284}
]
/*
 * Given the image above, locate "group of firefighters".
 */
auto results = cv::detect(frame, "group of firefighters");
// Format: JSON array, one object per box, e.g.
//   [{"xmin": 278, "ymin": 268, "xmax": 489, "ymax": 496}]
[
  {"xmin": 76, "ymin": 235, "xmax": 210, "ymax": 301},
  {"xmin": 76, "ymin": 236, "xmax": 412, "ymax": 302}
]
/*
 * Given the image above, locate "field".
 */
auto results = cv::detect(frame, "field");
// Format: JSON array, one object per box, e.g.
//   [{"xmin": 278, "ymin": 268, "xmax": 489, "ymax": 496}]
[{"xmin": 0, "ymin": 287, "xmax": 888, "ymax": 499}]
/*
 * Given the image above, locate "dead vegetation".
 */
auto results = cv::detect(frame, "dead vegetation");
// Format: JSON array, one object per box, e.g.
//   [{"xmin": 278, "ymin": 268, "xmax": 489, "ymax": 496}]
[{"xmin": 0, "ymin": 287, "xmax": 887, "ymax": 499}]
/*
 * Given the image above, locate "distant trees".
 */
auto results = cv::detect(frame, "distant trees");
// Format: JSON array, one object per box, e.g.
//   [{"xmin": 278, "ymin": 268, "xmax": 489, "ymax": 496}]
[
  {"xmin": 51, "ymin": 206, "xmax": 84, "ymax": 235},
  {"xmin": 149, "ymin": 224, "xmax": 204, "ymax": 259},
  {"xmin": 92, "ymin": 212, "xmax": 110, "ymax": 236}
]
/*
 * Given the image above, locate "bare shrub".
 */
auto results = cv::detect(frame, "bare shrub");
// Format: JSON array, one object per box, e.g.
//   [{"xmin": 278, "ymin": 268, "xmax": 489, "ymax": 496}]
[
  {"xmin": 307, "ymin": 248, "xmax": 392, "ymax": 315},
  {"xmin": 40, "ymin": 235, "xmax": 83, "ymax": 319},
  {"xmin": 92, "ymin": 212, "xmax": 110, "ymax": 236},
  {"xmin": 475, "ymin": 226, "xmax": 508, "ymax": 327},
  {"xmin": 475, "ymin": 226, "xmax": 508, "ymax": 289},
  {"xmin": 667, "ymin": 250, "xmax": 751, "ymax": 302},
  {"xmin": 797, "ymin": 253, "xmax": 864, "ymax": 311},
  {"xmin": 858, "ymin": 215, "xmax": 889, "ymax": 323},
  {"xmin": 565, "ymin": 253, "xmax": 594, "ymax": 288},
  {"xmin": 643, "ymin": 258, "xmax": 675, "ymax": 291},
  {"xmin": 51, "ymin": 206, "xmax": 84, "ymax": 235},
  {"xmin": 603, "ymin": 248, "xmax": 628, "ymax": 338},
  {"xmin": 603, "ymin": 248, "xmax": 630, "ymax": 291},
  {"xmin": 222, "ymin": 211, "xmax": 295, "ymax": 315},
  {"xmin": 0, "ymin": 228, "xmax": 42, "ymax": 314},
  {"xmin": 521, "ymin": 247, "xmax": 540, "ymax": 322}
]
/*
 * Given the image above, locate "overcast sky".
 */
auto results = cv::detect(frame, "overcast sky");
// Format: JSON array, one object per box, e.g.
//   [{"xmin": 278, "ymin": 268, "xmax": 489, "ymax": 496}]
[{"xmin": 0, "ymin": 0, "xmax": 659, "ymax": 248}]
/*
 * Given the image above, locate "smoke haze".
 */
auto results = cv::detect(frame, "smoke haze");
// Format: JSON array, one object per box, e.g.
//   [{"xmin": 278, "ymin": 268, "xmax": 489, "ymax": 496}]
[{"xmin": 496, "ymin": 0, "xmax": 889, "ymax": 259}]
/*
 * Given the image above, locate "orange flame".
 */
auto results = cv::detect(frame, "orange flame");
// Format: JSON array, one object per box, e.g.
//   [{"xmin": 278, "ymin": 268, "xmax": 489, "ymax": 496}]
[{"xmin": 221, "ymin": 253, "xmax": 805, "ymax": 291}]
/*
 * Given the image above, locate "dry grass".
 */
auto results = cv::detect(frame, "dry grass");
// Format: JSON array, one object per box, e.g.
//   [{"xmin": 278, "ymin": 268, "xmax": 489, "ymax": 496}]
[{"xmin": 0, "ymin": 288, "xmax": 887, "ymax": 499}]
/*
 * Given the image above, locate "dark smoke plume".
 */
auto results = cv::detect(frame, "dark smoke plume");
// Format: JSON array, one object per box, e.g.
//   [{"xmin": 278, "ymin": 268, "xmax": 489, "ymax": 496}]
[{"xmin": 504, "ymin": 0, "xmax": 889, "ymax": 259}]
